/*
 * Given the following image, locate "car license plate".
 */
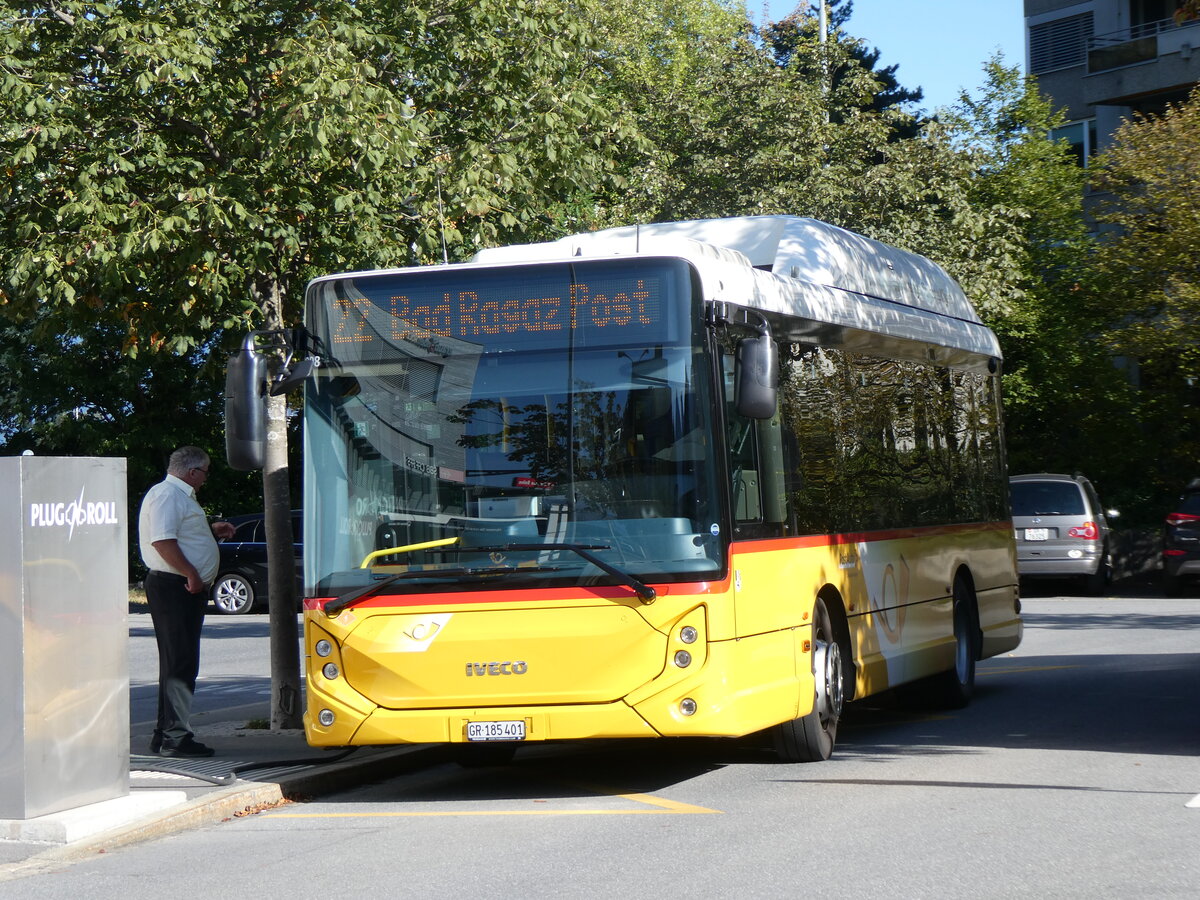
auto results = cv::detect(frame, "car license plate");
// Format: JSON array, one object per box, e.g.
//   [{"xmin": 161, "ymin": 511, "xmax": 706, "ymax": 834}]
[
  {"xmin": 466, "ymin": 720, "xmax": 526, "ymax": 742},
  {"xmin": 1025, "ymin": 528, "xmax": 1050, "ymax": 541}
]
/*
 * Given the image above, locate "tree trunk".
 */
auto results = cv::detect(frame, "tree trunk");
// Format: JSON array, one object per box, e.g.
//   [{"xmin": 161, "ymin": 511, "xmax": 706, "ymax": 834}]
[{"xmin": 262, "ymin": 280, "xmax": 302, "ymax": 730}]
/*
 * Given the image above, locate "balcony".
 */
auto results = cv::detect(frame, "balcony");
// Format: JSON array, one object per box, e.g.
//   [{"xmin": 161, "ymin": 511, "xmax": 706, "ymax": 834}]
[{"xmin": 1087, "ymin": 15, "xmax": 1200, "ymax": 74}]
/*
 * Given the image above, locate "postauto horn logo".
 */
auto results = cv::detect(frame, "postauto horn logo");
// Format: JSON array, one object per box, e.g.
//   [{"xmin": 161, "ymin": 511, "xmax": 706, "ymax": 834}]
[{"xmin": 29, "ymin": 486, "xmax": 120, "ymax": 540}]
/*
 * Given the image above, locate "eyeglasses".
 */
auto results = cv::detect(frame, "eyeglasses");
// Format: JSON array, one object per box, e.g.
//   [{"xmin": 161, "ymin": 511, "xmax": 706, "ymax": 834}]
[{"xmin": 192, "ymin": 466, "xmax": 211, "ymax": 475}]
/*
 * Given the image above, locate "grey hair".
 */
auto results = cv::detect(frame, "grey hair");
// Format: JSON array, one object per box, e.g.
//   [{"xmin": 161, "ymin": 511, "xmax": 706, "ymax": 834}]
[{"xmin": 167, "ymin": 446, "xmax": 211, "ymax": 477}]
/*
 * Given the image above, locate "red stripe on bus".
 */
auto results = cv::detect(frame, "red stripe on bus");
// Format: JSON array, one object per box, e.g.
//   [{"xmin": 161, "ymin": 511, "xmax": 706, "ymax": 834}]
[
  {"xmin": 729, "ymin": 520, "xmax": 1012, "ymax": 556},
  {"xmin": 302, "ymin": 520, "xmax": 1010, "ymax": 612}
]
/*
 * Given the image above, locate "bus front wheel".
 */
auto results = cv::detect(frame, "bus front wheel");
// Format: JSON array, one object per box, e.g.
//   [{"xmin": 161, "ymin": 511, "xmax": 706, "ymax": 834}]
[{"xmin": 772, "ymin": 596, "xmax": 844, "ymax": 763}]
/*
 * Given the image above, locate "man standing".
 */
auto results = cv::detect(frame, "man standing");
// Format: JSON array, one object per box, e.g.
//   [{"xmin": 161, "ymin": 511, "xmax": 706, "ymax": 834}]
[{"xmin": 138, "ymin": 446, "xmax": 236, "ymax": 758}]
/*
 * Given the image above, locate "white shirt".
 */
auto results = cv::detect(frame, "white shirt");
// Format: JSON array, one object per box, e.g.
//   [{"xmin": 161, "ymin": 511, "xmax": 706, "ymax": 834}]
[{"xmin": 138, "ymin": 474, "xmax": 220, "ymax": 584}]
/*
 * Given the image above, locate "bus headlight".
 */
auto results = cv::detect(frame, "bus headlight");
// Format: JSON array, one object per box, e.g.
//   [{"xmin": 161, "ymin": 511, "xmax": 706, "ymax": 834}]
[
  {"xmin": 679, "ymin": 698, "xmax": 697, "ymax": 716},
  {"xmin": 315, "ymin": 639, "xmax": 333, "ymax": 657},
  {"xmin": 322, "ymin": 663, "xmax": 340, "ymax": 680},
  {"xmin": 679, "ymin": 625, "xmax": 698, "ymax": 644},
  {"xmin": 318, "ymin": 709, "xmax": 336, "ymax": 727},
  {"xmin": 674, "ymin": 650, "xmax": 692, "ymax": 668}
]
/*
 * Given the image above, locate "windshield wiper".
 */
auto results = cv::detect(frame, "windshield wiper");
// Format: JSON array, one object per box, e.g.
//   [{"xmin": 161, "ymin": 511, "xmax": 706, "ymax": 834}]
[
  {"xmin": 459, "ymin": 543, "xmax": 656, "ymax": 604},
  {"xmin": 324, "ymin": 565, "xmax": 558, "ymax": 617},
  {"xmin": 325, "ymin": 541, "xmax": 655, "ymax": 616}
]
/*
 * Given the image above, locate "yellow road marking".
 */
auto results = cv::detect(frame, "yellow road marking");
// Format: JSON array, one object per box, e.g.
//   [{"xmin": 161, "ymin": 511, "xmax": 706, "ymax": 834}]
[
  {"xmin": 547, "ymin": 776, "xmax": 718, "ymax": 814},
  {"xmin": 607, "ymin": 791, "xmax": 717, "ymax": 814},
  {"xmin": 268, "ymin": 806, "xmax": 717, "ymax": 818},
  {"xmin": 267, "ymin": 781, "xmax": 719, "ymax": 819}
]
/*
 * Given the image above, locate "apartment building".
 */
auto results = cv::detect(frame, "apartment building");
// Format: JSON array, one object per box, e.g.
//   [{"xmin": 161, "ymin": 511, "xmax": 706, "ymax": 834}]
[{"xmin": 1025, "ymin": 0, "xmax": 1200, "ymax": 164}]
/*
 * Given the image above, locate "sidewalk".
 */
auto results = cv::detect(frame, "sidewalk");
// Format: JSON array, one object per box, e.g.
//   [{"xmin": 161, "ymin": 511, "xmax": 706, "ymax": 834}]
[{"xmin": 0, "ymin": 712, "xmax": 443, "ymax": 880}]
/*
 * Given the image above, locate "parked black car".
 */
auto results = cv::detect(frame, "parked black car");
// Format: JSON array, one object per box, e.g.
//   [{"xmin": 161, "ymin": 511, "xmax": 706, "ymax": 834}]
[
  {"xmin": 212, "ymin": 511, "xmax": 303, "ymax": 615},
  {"xmin": 1163, "ymin": 480, "xmax": 1200, "ymax": 597}
]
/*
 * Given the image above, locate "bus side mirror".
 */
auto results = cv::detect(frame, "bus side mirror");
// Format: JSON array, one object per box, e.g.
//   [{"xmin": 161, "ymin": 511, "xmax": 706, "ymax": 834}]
[
  {"xmin": 736, "ymin": 332, "xmax": 778, "ymax": 419},
  {"xmin": 225, "ymin": 336, "xmax": 267, "ymax": 471}
]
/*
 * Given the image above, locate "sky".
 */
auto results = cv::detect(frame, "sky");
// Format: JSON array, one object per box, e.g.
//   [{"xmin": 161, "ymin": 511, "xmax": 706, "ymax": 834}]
[{"xmin": 763, "ymin": 1, "xmax": 1027, "ymax": 112}]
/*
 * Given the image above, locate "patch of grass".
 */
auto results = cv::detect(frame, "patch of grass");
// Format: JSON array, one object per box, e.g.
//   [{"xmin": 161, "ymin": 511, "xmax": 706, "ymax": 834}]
[
  {"xmin": 243, "ymin": 718, "xmax": 271, "ymax": 730},
  {"xmin": 129, "ymin": 585, "xmax": 148, "ymax": 613}
]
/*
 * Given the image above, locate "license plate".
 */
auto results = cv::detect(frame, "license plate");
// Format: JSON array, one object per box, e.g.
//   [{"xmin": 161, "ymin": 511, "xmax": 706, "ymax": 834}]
[
  {"xmin": 466, "ymin": 720, "xmax": 526, "ymax": 742},
  {"xmin": 1025, "ymin": 528, "xmax": 1050, "ymax": 541}
]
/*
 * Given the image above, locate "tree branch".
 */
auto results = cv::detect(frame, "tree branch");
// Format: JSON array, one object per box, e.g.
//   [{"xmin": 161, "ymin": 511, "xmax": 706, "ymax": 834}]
[
  {"xmin": 47, "ymin": 3, "xmax": 75, "ymax": 26},
  {"xmin": 163, "ymin": 116, "xmax": 226, "ymax": 166}
]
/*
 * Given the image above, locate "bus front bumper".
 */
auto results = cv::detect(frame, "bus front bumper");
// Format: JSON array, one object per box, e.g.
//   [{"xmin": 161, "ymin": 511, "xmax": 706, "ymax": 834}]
[{"xmin": 304, "ymin": 627, "xmax": 812, "ymax": 747}]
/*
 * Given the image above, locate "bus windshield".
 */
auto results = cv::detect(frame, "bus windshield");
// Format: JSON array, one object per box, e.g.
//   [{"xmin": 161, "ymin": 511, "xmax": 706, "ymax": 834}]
[{"xmin": 303, "ymin": 257, "xmax": 724, "ymax": 596}]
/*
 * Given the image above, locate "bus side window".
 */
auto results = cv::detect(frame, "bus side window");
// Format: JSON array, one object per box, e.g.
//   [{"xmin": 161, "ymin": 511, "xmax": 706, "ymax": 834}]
[
  {"xmin": 731, "ymin": 415, "xmax": 787, "ymax": 525},
  {"xmin": 722, "ymin": 347, "xmax": 764, "ymax": 526},
  {"xmin": 756, "ymin": 414, "xmax": 786, "ymax": 525}
]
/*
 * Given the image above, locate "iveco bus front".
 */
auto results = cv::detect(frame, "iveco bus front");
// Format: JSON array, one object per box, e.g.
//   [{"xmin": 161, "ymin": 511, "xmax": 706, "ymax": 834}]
[{"xmin": 226, "ymin": 216, "xmax": 1021, "ymax": 764}]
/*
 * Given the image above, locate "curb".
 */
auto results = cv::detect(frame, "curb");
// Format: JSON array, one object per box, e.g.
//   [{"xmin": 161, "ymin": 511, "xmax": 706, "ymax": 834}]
[{"xmin": 0, "ymin": 744, "xmax": 445, "ymax": 881}]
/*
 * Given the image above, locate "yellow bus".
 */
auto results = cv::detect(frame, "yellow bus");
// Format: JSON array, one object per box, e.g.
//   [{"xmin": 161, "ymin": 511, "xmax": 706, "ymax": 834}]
[{"xmin": 236, "ymin": 216, "xmax": 1021, "ymax": 762}]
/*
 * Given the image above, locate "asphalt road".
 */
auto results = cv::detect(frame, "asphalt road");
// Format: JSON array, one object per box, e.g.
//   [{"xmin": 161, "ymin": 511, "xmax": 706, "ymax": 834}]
[
  {"xmin": 22, "ymin": 588, "xmax": 1198, "ymax": 899},
  {"xmin": 128, "ymin": 610, "xmax": 284, "ymax": 729}
]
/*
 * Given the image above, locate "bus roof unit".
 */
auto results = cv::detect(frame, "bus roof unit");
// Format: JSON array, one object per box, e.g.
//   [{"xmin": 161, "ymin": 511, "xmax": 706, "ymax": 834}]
[{"xmin": 472, "ymin": 216, "xmax": 999, "ymax": 363}]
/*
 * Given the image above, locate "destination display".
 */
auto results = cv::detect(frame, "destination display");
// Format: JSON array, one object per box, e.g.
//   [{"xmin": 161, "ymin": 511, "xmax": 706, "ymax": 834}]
[{"xmin": 312, "ymin": 258, "xmax": 691, "ymax": 353}]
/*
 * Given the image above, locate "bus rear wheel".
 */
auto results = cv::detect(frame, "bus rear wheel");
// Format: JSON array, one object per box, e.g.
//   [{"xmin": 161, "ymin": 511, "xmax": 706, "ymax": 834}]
[
  {"xmin": 772, "ymin": 596, "xmax": 844, "ymax": 763},
  {"xmin": 913, "ymin": 575, "xmax": 979, "ymax": 709}
]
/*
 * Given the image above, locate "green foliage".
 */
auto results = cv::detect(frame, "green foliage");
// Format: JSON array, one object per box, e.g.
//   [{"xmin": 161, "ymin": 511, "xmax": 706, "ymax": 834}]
[
  {"xmin": 764, "ymin": 2, "xmax": 925, "ymax": 120},
  {"xmin": 1089, "ymin": 87, "xmax": 1200, "ymax": 507},
  {"xmin": 0, "ymin": 310, "xmax": 258, "ymax": 495},
  {"xmin": 933, "ymin": 61, "xmax": 1155, "ymax": 516},
  {"xmin": 1091, "ymin": 88, "xmax": 1200, "ymax": 380},
  {"xmin": 0, "ymin": 0, "xmax": 634, "ymax": 350},
  {"xmin": 601, "ymin": 13, "xmax": 922, "ymax": 227}
]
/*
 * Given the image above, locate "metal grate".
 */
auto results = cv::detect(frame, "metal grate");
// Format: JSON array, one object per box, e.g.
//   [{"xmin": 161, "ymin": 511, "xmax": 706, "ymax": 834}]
[{"xmin": 130, "ymin": 754, "xmax": 309, "ymax": 786}]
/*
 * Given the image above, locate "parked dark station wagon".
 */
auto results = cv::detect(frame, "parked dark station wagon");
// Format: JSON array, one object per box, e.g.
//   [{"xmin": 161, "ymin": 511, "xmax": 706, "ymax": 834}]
[
  {"xmin": 1163, "ymin": 480, "xmax": 1200, "ymax": 597},
  {"xmin": 212, "ymin": 511, "xmax": 303, "ymax": 615}
]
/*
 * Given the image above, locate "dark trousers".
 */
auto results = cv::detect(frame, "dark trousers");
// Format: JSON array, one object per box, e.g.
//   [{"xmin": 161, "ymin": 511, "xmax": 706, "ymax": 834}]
[{"xmin": 145, "ymin": 570, "xmax": 208, "ymax": 745}]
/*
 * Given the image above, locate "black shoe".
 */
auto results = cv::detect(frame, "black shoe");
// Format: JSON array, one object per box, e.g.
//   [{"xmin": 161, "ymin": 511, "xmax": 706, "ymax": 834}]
[
  {"xmin": 149, "ymin": 732, "xmax": 163, "ymax": 754},
  {"xmin": 158, "ymin": 738, "xmax": 215, "ymax": 759}
]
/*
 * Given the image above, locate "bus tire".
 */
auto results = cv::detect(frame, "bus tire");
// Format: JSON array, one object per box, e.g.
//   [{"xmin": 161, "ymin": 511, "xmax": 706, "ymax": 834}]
[
  {"xmin": 926, "ymin": 575, "xmax": 979, "ymax": 709},
  {"xmin": 772, "ymin": 595, "xmax": 844, "ymax": 763}
]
